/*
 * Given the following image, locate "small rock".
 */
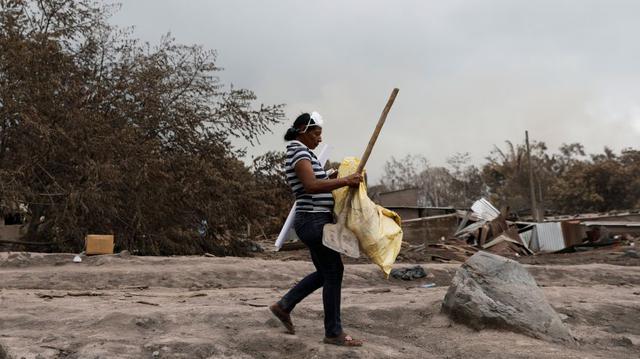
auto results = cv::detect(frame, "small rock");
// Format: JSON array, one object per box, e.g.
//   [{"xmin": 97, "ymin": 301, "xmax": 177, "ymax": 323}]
[
  {"xmin": 390, "ymin": 265, "xmax": 427, "ymax": 280},
  {"xmin": 617, "ymin": 336, "xmax": 633, "ymax": 347},
  {"xmin": 135, "ymin": 317, "xmax": 156, "ymax": 329},
  {"xmin": 152, "ymin": 351, "xmax": 160, "ymax": 358},
  {"xmin": 118, "ymin": 250, "xmax": 131, "ymax": 258}
]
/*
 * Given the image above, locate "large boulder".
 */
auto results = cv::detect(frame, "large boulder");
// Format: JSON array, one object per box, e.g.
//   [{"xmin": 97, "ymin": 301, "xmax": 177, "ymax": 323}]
[{"xmin": 442, "ymin": 251, "xmax": 574, "ymax": 343}]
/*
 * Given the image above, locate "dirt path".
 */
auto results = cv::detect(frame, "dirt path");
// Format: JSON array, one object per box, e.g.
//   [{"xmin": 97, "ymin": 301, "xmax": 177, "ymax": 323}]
[{"xmin": 1, "ymin": 252, "xmax": 639, "ymax": 358}]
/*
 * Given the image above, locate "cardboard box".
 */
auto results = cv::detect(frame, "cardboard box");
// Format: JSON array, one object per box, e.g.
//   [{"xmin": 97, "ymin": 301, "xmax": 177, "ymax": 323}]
[{"xmin": 85, "ymin": 234, "xmax": 114, "ymax": 255}]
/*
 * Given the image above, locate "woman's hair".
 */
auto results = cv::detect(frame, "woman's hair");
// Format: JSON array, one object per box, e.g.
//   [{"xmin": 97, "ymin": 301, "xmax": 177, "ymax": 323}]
[{"xmin": 284, "ymin": 113, "xmax": 313, "ymax": 141}]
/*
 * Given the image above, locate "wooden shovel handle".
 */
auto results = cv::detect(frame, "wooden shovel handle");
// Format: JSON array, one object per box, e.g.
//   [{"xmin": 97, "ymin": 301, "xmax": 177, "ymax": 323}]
[
  {"xmin": 344, "ymin": 88, "xmax": 399, "ymax": 208},
  {"xmin": 356, "ymin": 88, "xmax": 399, "ymax": 174}
]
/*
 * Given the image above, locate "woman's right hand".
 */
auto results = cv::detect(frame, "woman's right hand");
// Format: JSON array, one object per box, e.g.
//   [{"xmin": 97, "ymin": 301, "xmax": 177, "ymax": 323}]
[{"xmin": 343, "ymin": 173, "xmax": 364, "ymax": 187}]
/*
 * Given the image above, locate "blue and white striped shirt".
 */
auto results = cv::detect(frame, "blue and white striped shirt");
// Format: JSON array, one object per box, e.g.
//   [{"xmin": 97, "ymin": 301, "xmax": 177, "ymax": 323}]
[{"xmin": 285, "ymin": 141, "xmax": 334, "ymax": 213}]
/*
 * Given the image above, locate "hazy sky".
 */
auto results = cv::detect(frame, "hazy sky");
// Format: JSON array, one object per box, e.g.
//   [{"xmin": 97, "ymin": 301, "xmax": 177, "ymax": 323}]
[{"xmin": 111, "ymin": 0, "xmax": 640, "ymax": 183}]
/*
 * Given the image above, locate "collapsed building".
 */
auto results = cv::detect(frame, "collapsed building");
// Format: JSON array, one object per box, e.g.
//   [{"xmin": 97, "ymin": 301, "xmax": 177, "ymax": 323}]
[{"xmin": 375, "ymin": 188, "xmax": 640, "ymax": 263}]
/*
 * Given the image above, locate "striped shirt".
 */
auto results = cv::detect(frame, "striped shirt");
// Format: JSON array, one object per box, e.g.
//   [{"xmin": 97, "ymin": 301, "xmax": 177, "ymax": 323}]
[{"xmin": 285, "ymin": 141, "xmax": 335, "ymax": 213}]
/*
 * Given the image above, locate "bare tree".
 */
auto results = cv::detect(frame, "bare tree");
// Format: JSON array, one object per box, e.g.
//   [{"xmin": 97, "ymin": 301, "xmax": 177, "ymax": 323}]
[{"xmin": 380, "ymin": 153, "xmax": 483, "ymax": 207}]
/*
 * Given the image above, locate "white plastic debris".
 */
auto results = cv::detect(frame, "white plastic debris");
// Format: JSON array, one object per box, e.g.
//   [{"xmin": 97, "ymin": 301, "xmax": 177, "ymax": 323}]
[{"xmin": 73, "ymin": 255, "xmax": 82, "ymax": 263}]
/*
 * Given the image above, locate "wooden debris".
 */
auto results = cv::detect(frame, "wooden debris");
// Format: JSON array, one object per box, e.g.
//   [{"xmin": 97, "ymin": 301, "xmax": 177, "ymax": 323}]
[
  {"xmin": 405, "ymin": 243, "xmax": 425, "ymax": 252},
  {"xmin": 121, "ymin": 285, "xmax": 149, "ymax": 290},
  {"xmin": 40, "ymin": 345, "xmax": 72, "ymax": 355},
  {"xmin": 67, "ymin": 291, "xmax": 104, "ymax": 297},
  {"xmin": 243, "ymin": 302, "xmax": 268, "ymax": 308},
  {"xmin": 280, "ymin": 241, "xmax": 307, "ymax": 251},
  {"xmin": 436, "ymin": 199, "xmax": 532, "ymax": 259},
  {"xmin": 189, "ymin": 293, "xmax": 207, "ymax": 298},
  {"xmin": 124, "ymin": 292, "xmax": 160, "ymax": 298},
  {"xmin": 136, "ymin": 300, "xmax": 160, "ymax": 306},
  {"xmin": 365, "ymin": 288, "xmax": 391, "ymax": 294},
  {"xmin": 426, "ymin": 242, "xmax": 479, "ymax": 262},
  {"xmin": 36, "ymin": 292, "xmax": 66, "ymax": 299}
]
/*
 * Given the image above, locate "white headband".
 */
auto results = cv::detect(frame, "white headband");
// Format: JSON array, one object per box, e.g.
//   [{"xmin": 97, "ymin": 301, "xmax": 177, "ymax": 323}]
[
  {"xmin": 301, "ymin": 111, "xmax": 324, "ymax": 133},
  {"xmin": 310, "ymin": 111, "xmax": 323, "ymax": 125}
]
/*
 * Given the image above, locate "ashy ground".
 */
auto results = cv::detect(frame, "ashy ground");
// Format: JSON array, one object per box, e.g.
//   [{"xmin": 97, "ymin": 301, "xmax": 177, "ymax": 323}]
[{"xmin": 0, "ymin": 248, "xmax": 639, "ymax": 359}]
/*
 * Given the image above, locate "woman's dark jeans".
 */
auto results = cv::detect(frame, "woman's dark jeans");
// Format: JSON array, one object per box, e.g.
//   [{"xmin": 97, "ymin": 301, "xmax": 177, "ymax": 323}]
[{"xmin": 278, "ymin": 211, "xmax": 344, "ymax": 338}]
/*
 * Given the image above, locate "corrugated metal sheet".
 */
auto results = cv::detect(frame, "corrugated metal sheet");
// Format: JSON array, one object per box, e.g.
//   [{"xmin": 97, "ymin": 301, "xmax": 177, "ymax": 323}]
[
  {"xmin": 530, "ymin": 222, "xmax": 566, "ymax": 253},
  {"xmin": 471, "ymin": 198, "xmax": 500, "ymax": 221},
  {"xmin": 520, "ymin": 229, "xmax": 533, "ymax": 248},
  {"xmin": 454, "ymin": 220, "xmax": 487, "ymax": 236}
]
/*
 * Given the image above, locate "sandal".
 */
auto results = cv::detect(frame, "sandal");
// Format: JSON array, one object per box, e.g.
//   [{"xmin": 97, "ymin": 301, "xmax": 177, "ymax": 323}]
[
  {"xmin": 269, "ymin": 303, "xmax": 295, "ymax": 334},
  {"xmin": 323, "ymin": 333, "xmax": 363, "ymax": 347}
]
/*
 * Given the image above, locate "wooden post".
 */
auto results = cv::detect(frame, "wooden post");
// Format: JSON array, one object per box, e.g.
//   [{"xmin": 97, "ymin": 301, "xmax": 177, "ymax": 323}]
[
  {"xmin": 525, "ymin": 131, "xmax": 540, "ymax": 222},
  {"xmin": 536, "ymin": 172, "xmax": 545, "ymax": 220}
]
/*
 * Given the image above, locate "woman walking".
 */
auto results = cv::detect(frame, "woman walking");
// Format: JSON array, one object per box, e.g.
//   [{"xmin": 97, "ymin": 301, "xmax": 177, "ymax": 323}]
[{"xmin": 270, "ymin": 112, "xmax": 364, "ymax": 347}]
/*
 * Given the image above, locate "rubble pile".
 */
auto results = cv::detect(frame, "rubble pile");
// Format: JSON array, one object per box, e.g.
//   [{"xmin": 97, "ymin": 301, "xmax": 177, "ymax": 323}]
[{"xmin": 399, "ymin": 198, "xmax": 640, "ymax": 263}]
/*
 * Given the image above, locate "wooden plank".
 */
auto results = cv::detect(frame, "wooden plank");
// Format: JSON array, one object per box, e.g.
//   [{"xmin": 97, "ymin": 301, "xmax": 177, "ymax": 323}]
[{"xmin": 479, "ymin": 224, "xmax": 490, "ymax": 247}]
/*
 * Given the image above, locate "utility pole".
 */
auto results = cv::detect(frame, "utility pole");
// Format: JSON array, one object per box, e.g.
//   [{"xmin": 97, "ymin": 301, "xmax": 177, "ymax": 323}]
[{"xmin": 525, "ymin": 130, "xmax": 541, "ymax": 222}]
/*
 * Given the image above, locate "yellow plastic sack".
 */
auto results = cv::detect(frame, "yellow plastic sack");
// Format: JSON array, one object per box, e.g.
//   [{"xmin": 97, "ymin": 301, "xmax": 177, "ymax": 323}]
[{"xmin": 332, "ymin": 157, "xmax": 403, "ymax": 277}]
